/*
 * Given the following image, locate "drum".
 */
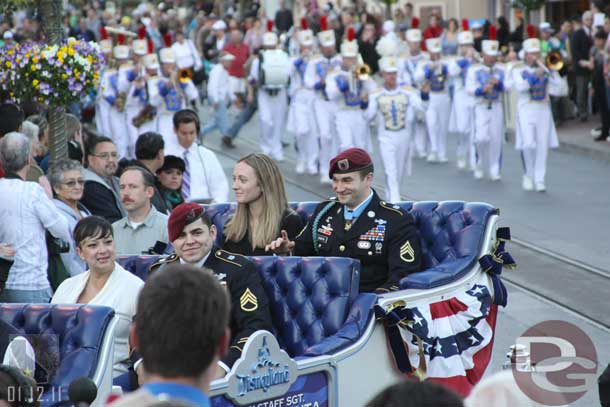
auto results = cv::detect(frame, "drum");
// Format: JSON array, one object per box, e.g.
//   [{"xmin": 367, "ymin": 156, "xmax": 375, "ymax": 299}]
[{"xmin": 260, "ymin": 49, "xmax": 290, "ymax": 89}]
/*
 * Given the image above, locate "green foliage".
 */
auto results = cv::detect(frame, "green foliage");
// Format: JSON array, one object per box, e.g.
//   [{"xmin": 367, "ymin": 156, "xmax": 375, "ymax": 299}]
[{"xmin": 511, "ymin": 0, "xmax": 546, "ymax": 12}]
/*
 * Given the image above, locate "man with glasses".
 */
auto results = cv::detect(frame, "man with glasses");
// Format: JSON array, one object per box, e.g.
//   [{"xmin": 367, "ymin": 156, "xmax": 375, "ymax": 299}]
[{"xmin": 81, "ymin": 136, "xmax": 126, "ymax": 223}]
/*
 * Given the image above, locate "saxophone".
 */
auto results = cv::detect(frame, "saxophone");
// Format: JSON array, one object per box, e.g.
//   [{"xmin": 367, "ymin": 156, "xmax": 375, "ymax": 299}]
[{"xmin": 132, "ymin": 104, "xmax": 157, "ymax": 127}]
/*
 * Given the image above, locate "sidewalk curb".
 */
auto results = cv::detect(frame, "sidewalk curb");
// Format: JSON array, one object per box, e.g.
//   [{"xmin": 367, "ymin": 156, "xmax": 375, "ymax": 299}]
[{"xmin": 556, "ymin": 138, "xmax": 610, "ymax": 163}]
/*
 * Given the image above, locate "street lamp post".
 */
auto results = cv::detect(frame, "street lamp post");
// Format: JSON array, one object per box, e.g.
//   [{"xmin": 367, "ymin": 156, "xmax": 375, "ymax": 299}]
[{"xmin": 38, "ymin": 0, "xmax": 67, "ymax": 164}]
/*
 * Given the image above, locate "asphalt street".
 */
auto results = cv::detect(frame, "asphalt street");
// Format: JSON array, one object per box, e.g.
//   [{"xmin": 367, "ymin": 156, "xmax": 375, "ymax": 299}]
[{"xmin": 200, "ymin": 104, "xmax": 610, "ymax": 406}]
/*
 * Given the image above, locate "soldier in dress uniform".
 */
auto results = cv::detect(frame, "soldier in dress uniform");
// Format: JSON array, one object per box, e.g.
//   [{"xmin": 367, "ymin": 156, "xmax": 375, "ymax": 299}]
[
  {"xmin": 266, "ymin": 148, "xmax": 422, "ymax": 294},
  {"xmin": 248, "ymin": 21, "xmax": 290, "ymax": 162},
  {"xmin": 150, "ymin": 34, "xmax": 199, "ymax": 153},
  {"xmin": 415, "ymin": 37, "xmax": 459, "ymax": 163},
  {"xmin": 448, "ymin": 20, "xmax": 477, "ymax": 170},
  {"xmin": 304, "ymin": 16, "xmax": 342, "ymax": 184},
  {"xmin": 123, "ymin": 30, "xmax": 150, "ymax": 158},
  {"xmin": 510, "ymin": 37, "xmax": 560, "ymax": 192},
  {"xmin": 326, "ymin": 28, "xmax": 377, "ymax": 153},
  {"xmin": 149, "ymin": 203, "xmax": 273, "ymax": 376},
  {"xmin": 106, "ymin": 38, "xmax": 132, "ymax": 158},
  {"xmin": 96, "ymin": 27, "xmax": 114, "ymax": 139},
  {"xmin": 365, "ymin": 57, "xmax": 429, "ymax": 203},
  {"xmin": 287, "ymin": 19, "xmax": 317, "ymax": 175},
  {"xmin": 466, "ymin": 27, "xmax": 508, "ymax": 181},
  {"xmin": 399, "ymin": 19, "xmax": 429, "ymax": 159}
]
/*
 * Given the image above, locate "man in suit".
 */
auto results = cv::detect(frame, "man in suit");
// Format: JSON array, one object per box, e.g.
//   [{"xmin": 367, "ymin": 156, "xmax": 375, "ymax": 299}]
[
  {"xmin": 266, "ymin": 148, "xmax": 423, "ymax": 294},
  {"xmin": 571, "ymin": 11, "xmax": 593, "ymax": 122},
  {"xmin": 150, "ymin": 203, "xmax": 273, "ymax": 377}
]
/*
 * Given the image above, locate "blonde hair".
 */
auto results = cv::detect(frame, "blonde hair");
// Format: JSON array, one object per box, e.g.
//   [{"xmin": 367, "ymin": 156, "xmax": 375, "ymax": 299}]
[{"xmin": 224, "ymin": 153, "xmax": 290, "ymax": 250}]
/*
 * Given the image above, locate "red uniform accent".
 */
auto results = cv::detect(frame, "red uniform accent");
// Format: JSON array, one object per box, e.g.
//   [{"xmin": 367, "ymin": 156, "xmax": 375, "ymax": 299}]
[
  {"xmin": 411, "ymin": 17, "xmax": 420, "ymax": 29},
  {"xmin": 163, "ymin": 33, "xmax": 173, "ymax": 48},
  {"xmin": 118, "ymin": 33, "xmax": 126, "ymax": 45},
  {"xmin": 526, "ymin": 24, "xmax": 537, "ymax": 39},
  {"xmin": 266, "ymin": 20, "xmax": 274, "ymax": 32},
  {"xmin": 147, "ymin": 38, "xmax": 154, "ymax": 54},
  {"xmin": 320, "ymin": 16, "xmax": 328, "ymax": 31},
  {"xmin": 300, "ymin": 17, "xmax": 308, "ymax": 30},
  {"xmin": 137, "ymin": 26, "xmax": 146, "ymax": 39},
  {"xmin": 100, "ymin": 26, "xmax": 109, "ymax": 40},
  {"xmin": 461, "ymin": 18, "xmax": 469, "ymax": 32},
  {"xmin": 347, "ymin": 26, "xmax": 356, "ymax": 41},
  {"xmin": 488, "ymin": 25, "xmax": 497, "ymax": 41}
]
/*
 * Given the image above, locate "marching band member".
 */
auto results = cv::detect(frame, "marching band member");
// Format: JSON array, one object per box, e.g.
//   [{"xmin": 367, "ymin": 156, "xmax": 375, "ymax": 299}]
[
  {"xmin": 130, "ymin": 45, "xmax": 160, "ymax": 135},
  {"xmin": 415, "ymin": 37, "xmax": 458, "ymax": 163},
  {"xmin": 365, "ymin": 57, "xmax": 429, "ymax": 203},
  {"xmin": 106, "ymin": 36, "xmax": 131, "ymax": 158},
  {"xmin": 122, "ymin": 29, "xmax": 149, "ymax": 158},
  {"xmin": 466, "ymin": 26, "xmax": 508, "ymax": 181},
  {"xmin": 151, "ymin": 34, "xmax": 199, "ymax": 153},
  {"xmin": 511, "ymin": 35, "xmax": 560, "ymax": 192},
  {"xmin": 96, "ymin": 27, "xmax": 113, "ymax": 139},
  {"xmin": 286, "ymin": 19, "xmax": 317, "ymax": 174},
  {"xmin": 200, "ymin": 52, "xmax": 235, "ymax": 140},
  {"xmin": 399, "ymin": 18, "xmax": 429, "ymax": 159},
  {"xmin": 448, "ymin": 20, "xmax": 477, "ymax": 170},
  {"xmin": 248, "ymin": 21, "xmax": 290, "ymax": 162},
  {"xmin": 304, "ymin": 16, "xmax": 342, "ymax": 184},
  {"xmin": 326, "ymin": 28, "xmax": 377, "ymax": 153}
]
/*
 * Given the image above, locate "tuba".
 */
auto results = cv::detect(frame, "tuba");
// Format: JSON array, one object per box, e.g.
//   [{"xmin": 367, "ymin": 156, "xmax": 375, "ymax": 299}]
[
  {"xmin": 545, "ymin": 50, "xmax": 564, "ymax": 71},
  {"xmin": 178, "ymin": 68, "xmax": 193, "ymax": 84}
]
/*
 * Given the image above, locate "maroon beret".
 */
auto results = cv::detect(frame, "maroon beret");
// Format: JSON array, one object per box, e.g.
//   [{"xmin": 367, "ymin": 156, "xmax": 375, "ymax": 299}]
[
  {"xmin": 328, "ymin": 148, "xmax": 374, "ymax": 179},
  {"xmin": 168, "ymin": 202, "xmax": 205, "ymax": 242}
]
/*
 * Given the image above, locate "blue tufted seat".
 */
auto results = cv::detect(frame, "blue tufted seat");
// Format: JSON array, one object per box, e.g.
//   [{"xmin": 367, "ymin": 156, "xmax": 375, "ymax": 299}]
[
  {"xmin": 117, "ymin": 255, "xmax": 376, "ymax": 358},
  {"xmin": 0, "ymin": 304, "xmax": 115, "ymax": 406},
  {"xmin": 202, "ymin": 201, "xmax": 497, "ymax": 290}
]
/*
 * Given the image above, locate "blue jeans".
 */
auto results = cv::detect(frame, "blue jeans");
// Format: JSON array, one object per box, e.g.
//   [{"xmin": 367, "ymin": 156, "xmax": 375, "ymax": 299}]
[
  {"xmin": 0, "ymin": 288, "xmax": 51, "ymax": 303},
  {"xmin": 226, "ymin": 101, "xmax": 257, "ymax": 140},
  {"xmin": 201, "ymin": 100, "xmax": 231, "ymax": 139}
]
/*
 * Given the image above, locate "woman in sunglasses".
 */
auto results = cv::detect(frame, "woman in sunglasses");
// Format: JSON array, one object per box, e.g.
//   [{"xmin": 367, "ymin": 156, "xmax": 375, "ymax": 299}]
[{"xmin": 48, "ymin": 159, "xmax": 91, "ymax": 277}]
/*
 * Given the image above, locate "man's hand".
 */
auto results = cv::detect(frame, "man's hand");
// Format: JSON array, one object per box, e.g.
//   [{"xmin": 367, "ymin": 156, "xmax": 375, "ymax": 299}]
[
  {"xmin": 0, "ymin": 243, "xmax": 15, "ymax": 257},
  {"xmin": 483, "ymin": 82, "xmax": 494, "ymax": 93},
  {"xmin": 420, "ymin": 81, "xmax": 431, "ymax": 94},
  {"xmin": 265, "ymin": 230, "xmax": 295, "ymax": 254}
]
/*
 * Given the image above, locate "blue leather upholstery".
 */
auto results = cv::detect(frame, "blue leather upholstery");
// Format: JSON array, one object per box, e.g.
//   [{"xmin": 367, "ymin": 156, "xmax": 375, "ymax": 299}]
[
  {"xmin": 0, "ymin": 304, "xmax": 115, "ymax": 405},
  {"xmin": 117, "ymin": 256, "xmax": 375, "ymax": 358},
  {"xmin": 203, "ymin": 201, "xmax": 497, "ymax": 290}
]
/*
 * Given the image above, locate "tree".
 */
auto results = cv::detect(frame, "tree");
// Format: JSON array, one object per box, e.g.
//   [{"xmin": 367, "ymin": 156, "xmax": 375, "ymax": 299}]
[{"xmin": 512, "ymin": 0, "xmax": 546, "ymax": 24}]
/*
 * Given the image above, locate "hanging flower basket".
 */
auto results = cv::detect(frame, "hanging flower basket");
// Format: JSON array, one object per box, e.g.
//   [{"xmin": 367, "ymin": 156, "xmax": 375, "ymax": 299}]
[{"xmin": 0, "ymin": 38, "xmax": 104, "ymax": 106}]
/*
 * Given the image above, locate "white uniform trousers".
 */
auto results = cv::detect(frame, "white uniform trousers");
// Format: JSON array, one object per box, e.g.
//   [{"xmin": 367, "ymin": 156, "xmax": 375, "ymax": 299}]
[
  {"xmin": 473, "ymin": 101, "xmax": 504, "ymax": 178},
  {"xmin": 95, "ymin": 99, "xmax": 112, "ymax": 138},
  {"xmin": 125, "ymin": 106, "xmax": 140, "ymax": 159},
  {"xmin": 335, "ymin": 109, "xmax": 370, "ymax": 152},
  {"xmin": 378, "ymin": 128, "xmax": 412, "ymax": 203},
  {"xmin": 413, "ymin": 120, "xmax": 428, "ymax": 158},
  {"xmin": 449, "ymin": 90, "xmax": 475, "ymax": 165},
  {"xmin": 517, "ymin": 103, "xmax": 556, "ymax": 185},
  {"xmin": 426, "ymin": 91, "xmax": 451, "ymax": 161},
  {"xmin": 313, "ymin": 98, "xmax": 339, "ymax": 177},
  {"xmin": 287, "ymin": 91, "xmax": 318, "ymax": 173},
  {"xmin": 156, "ymin": 113, "xmax": 181, "ymax": 153},
  {"xmin": 108, "ymin": 107, "xmax": 129, "ymax": 159},
  {"xmin": 257, "ymin": 88, "xmax": 287, "ymax": 161}
]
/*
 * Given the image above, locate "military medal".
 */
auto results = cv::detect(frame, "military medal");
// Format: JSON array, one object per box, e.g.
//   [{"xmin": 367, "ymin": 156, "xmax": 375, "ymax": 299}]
[{"xmin": 345, "ymin": 220, "xmax": 353, "ymax": 231}]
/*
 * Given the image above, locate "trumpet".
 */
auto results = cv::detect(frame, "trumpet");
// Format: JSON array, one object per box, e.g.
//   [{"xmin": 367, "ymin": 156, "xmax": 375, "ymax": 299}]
[
  {"xmin": 356, "ymin": 63, "xmax": 371, "ymax": 81},
  {"xmin": 178, "ymin": 68, "xmax": 193, "ymax": 84},
  {"xmin": 545, "ymin": 50, "xmax": 564, "ymax": 71}
]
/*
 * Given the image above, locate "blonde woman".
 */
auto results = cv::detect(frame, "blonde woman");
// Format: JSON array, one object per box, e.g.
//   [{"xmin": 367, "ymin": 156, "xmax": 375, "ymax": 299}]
[{"xmin": 222, "ymin": 153, "xmax": 303, "ymax": 256}]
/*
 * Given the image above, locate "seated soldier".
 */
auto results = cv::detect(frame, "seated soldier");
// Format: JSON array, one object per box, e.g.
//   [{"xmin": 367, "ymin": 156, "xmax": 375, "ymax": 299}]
[
  {"xmin": 266, "ymin": 148, "xmax": 422, "ymax": 294},
  {"xmin": 150, "ymin": 202, "xmax": 273, "ymax": 378}
]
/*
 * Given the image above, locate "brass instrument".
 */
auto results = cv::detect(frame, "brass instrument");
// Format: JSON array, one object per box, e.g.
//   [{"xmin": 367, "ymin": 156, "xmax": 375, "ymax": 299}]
[
  {"xmin": 545, "ymin": 50, "xmax": 564, "ymax": 71},
  {"xmin": 178, "ymin": 68, "xmax": 193, "ymax": 84},
  {"xmin": 115, "ymin": 92, "xmax": 127, "ymax": 112},
  {"xmin": 349, "ymin": 63, "xmax": 371, "ymax": 94},
  {"xmin": 132, "ymin": 105, "xmax": 157, "ymax": 127},
  {"xmin": 356, "ymin": 63, "xmax": 371, "ymax": 81}
]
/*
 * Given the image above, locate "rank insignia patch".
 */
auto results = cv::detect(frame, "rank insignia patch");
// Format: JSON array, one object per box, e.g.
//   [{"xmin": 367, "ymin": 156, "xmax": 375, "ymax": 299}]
[
  {"xmin": 240, "ymin": 288, "xmax": 258, "ymax": 312},
  {"xmin": 400, "ymin": 241, "xmax": 416, "ymax": 263}
]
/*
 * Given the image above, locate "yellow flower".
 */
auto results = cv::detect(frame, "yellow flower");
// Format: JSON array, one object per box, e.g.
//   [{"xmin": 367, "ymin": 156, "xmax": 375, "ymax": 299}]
[
  {"xmin": 68, "ymin": 48, "xmax": 75, "ymax": 56},
  {"xmin": 62, "ymin": 74, "xmax": 68, "ymax": 79},
  {"xmin": 32, "ymin": 79, "xmax": 39, "ymax": 86},
  {"xmin": 32, "ymin": 57, "xmax": 39, "ymax": 64},
  {"xmin": 31, "ymin": 65, "xmax": 37, "ymax": 71},
  {"xmin": 87, "ymin": 55, "xmax": 93, "ymax": 64},
  {"xmin": 7, "ymin": 49, "xmax": 14, "ymax": 56},
  {"xmin": 38, "ymin": 97, "xmax": 44, "ymax": 102},
  {"xmin": 5, "ymin": 61, "xmax": 11, "ymax": 68}
]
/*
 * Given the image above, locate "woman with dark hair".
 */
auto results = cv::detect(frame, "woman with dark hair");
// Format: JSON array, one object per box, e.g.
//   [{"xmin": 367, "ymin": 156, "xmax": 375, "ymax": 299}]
[
  {"xmin": 222, "ymin": 153, "xmax": 303, "ymax": 256},
  {"xmin": 441, "ymin": 18, "xmax": 459, "ymax": 55},
  {"xmin": 51, "ymin": 216, "xmax": 144, "ymax": 377},
  {"xmin": 497, "ymin": 16, "xmax": 510, "ymax": 54},
  {"xmin": 156, "ymin": 155, "xmax": 186, "ymax": 209}
]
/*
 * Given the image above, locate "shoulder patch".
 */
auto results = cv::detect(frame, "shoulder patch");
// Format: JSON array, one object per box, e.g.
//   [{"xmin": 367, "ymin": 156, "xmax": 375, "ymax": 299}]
[
  {"xmin": 380, "ymin": 201, "xmax": 404, "ymax": 216},
  {"xmin": 214, "ymin": 249, "xmax": 245, "ymax": 267},
  {"xmin": 150, "ymin": 253, "xmax": 179, "ymax": 271}
]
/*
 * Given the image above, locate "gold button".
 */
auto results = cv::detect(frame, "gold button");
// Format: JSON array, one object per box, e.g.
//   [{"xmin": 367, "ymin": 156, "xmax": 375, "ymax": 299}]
[
  {"xmin": 368, "ymin": 251, "xmax": 373, "ymax": 256},
  {"xmin": 339, "ymin": 245, "xmax": 345, "ymax": 252},
  {"xmin": 318, "ymin": 244, "xmax": 322, "ymax": 248},
  {"xmin": 216, "ymin": 250, "xmax": 221, "ymax": 256}
]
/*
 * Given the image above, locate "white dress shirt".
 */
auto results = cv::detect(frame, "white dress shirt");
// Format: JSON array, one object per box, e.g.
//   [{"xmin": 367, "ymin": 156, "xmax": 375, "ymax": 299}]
[
  {"xmin": 51, "ymin": 262, "xmax": 144, "ymax": 376},
  {"xmin": 166, "ymin": 142, "xmax": 229, "ymax": 203},
  {"xmin": 0, "ymin": 178, "xmax": 71, "ymax": 290},
  {"xmin": 207, "ymin": 64, "xmax": 233, "ymax": 104}
]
